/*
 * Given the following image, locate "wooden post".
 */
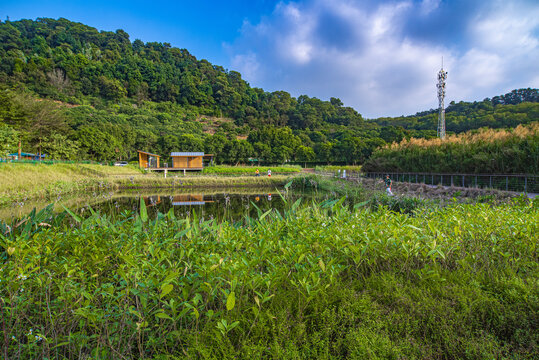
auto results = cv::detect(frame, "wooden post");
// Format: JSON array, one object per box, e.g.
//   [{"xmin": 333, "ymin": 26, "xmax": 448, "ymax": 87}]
[{"xmin": 18, "ymin": 140, "xmax": 21, "ymax": 161}]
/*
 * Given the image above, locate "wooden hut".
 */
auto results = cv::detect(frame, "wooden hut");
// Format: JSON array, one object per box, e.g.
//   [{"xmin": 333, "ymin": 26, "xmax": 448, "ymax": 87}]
[
  {"xmin": 170, "ymin": 152, "xmax": 213, "ymax": 170},
  {"xmin": 137, "ymin": 150, "xmax": 160, "ymax": 169}
]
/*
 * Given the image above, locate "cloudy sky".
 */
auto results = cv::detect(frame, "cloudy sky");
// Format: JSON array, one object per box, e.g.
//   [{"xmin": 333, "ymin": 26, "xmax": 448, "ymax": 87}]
[{"xmin": 1, "ymin": 0, "xmax": 538, "ymax": 117}]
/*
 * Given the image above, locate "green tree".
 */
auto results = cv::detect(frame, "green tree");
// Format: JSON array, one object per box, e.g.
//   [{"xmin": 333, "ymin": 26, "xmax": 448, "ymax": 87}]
[{"xmin": 42, "ymin": 132, "xmax": 80, "ymax": 160}]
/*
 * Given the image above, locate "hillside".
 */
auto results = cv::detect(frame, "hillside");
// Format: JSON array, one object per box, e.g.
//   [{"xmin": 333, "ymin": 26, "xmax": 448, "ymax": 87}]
[
  {"xmin": 0, "ymin": 18, "xmax": 537, "ymax": 166},
  {"xmin": 371, "ymin": 88, "xmax": 538, "ymax": 133}
]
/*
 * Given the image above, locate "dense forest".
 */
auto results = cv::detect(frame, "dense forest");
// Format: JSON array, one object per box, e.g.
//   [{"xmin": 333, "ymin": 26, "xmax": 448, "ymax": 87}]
[
  {"xmin": 363, "ymin": 123, "xmax": 539, "ymax": 174},
  {"xmin": 371, "ymin": 88, "xmax": 539, "ymax": 133},
  {"xmin": 0, "ymin": 18, "xmax": 537, "ymax": 165}
]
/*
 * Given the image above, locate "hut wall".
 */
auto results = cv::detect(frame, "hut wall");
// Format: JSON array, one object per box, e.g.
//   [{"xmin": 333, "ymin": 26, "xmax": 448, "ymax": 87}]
[
  {"xmin": 189, "ymin": 156, "xmax": 203, "ymax": 168},
  {"xmin": 172, "ymin": 156, "xmax": 188, "ymax": 168},
  {"xmin": 139, "ymin": 153, "xmax": 148, "ymax": 168}
]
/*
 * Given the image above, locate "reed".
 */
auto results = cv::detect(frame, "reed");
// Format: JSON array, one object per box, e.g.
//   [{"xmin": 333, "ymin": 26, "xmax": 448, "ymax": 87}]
[{"xmin": 363, "ymin": 123, "xmax": 539, "ymax": 174}]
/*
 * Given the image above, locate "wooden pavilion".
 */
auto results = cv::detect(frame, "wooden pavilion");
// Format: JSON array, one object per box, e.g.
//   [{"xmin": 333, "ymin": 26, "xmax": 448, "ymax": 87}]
[
  {"xmin": 137, "ymin": 150, "xmax": 161, "ymax": 169},
  {"xmin": 170, "ymin": 152, "xmax": 213, "ymax": 171}
]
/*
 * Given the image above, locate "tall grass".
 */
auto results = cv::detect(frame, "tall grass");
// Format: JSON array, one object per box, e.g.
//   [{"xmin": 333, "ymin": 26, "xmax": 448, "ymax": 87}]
[
  {"xmin": 0, "ymin": 163, "xmax": 141, "ymax": 192},
  {"xmin": 290, "ymin": 174, "xmax": 429, "ymax": 213},
  {"xmin": 1, "ymin": 198, "xmax": 537, "ymax": 358},
  {"xmin": 363, "ymin": 123, "xmax": 539, "ymax": 174}
]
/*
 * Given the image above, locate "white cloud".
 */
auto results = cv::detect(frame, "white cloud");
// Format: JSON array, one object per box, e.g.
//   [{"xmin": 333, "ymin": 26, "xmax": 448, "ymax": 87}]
[
  {"xmin": 419, "ymin": 0, "xmax": 441, "ymax": 15},
  {"xmin": 230, "ymin": 52, "xmax": 261, "ymax": 83},
  {"xmin": 226, "ymin": 0, "xmax": 539, "ymax": 117}
]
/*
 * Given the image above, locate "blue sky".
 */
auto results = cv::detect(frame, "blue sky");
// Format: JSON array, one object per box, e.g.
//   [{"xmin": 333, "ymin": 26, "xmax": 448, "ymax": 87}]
[{"xmin": 1, "ymin": 0, "xmax": 538, "ymax": 118}]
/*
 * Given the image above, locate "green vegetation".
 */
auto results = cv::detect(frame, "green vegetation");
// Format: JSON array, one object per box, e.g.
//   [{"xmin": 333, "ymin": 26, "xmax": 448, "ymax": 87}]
[
  {"xmin": 363, "ymin": 123, "xmax": 539, "ymax": 174},
  {"xmin": 0, "ymin": 162, "xmax": 142, "ymax": 205},
  {"xmin": 1, "ymin": 18, "xmax": 537, "ymax": 168},
  {"xmin": 1, "ymin": 197, "xmax": 537, "ymax": 358},
  {"xmin": 315, "ymin": 165, "xmax": 362, "ymax": 172},
  {"xmin": 371, "ymin": 88, "xmax": 539, "ymax": 133},
  {"xmin": 0, "ymin": 162, "xmax": 294, "ymax": 206},
  {"xmin": 292, "ymin": 174, "xmax": 428, "ymax": 214},
  {"xmin": 203, "ymin": 165, "xmax": 301, "ymax": 175}
]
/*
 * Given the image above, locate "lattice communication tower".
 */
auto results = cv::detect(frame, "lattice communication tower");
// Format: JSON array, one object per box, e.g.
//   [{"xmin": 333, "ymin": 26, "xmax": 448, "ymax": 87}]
[{"xmin": 437, "ymin": 63, "xmax": 447, "ymax": 139}]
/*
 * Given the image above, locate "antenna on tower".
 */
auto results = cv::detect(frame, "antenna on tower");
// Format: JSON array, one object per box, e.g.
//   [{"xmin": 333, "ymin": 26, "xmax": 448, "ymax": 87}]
[{"xmin": 437, "ymin": 58, "xmax": 447, "ymax": 139}]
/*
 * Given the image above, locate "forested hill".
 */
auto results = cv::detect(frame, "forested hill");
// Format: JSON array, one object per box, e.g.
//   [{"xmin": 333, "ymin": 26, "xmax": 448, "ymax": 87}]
[
  {"xmin": 371, "ymin": 88, "xmax": 538, "ymax": 133},
  {"xmin": 0, "ymin": 17, "xmax": 537, "ymax": 164},
  {"xmin": 0, "ymin": 17, "xmax": 365, "ymax": 129}
]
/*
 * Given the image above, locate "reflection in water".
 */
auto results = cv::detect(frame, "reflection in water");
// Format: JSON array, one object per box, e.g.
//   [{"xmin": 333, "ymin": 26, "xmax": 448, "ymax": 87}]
[
  {"xmin": 170, "ymin": 194, "xmax": 211, "ymax": 206},
  {"xmin": 1, "ymin": 186, "xmax": 335, "ymax": 224},
  {"xmin": 132, "ymin": 192, "xmax": 294, "ymax": 223}
]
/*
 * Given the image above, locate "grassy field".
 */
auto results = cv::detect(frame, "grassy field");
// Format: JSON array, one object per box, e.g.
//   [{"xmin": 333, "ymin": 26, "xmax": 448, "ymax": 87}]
[
  {"xmin": 0, "ymin": 163, "xmax": 295, "ymax": 206},
  {"xmin": 202, "ymin": 165, "xmax": 301, "ymax": 175},
  {"xmin": 0, "ymin": 163, "xmax": 142, "ymax": 206},
  {"xmin": 315, "ymin": 165, "xmax": 362, "ymax": 172},
  {"xmin": 1, "ymin": 198, "xmax": 537, "ymax": 359}
]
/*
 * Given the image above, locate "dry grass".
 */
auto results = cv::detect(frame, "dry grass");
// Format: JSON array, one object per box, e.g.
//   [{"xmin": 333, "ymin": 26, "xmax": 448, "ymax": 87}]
[{"xmin": 388, "ymin": 123, "xmax": 538, "ymax": 149}]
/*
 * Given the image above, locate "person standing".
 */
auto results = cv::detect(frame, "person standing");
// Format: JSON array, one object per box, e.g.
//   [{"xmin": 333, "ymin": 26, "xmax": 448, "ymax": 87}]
[
  {"xmin": 255, "ymin": 168, "xmax": 260, "ymax": 176},
  {"xmin": 267, "ymin": 169, "xmax": 271, "ymax": 177},
  {"xmin": 385, "ymin": 175, "xmax": 394, "ymax": 196}
]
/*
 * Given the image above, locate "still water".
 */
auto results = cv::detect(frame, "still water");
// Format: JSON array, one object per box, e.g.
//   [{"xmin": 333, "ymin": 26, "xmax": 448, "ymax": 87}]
[{"xmin": 2, "ymin": 187, "xmax": 325, "ymax": 223}]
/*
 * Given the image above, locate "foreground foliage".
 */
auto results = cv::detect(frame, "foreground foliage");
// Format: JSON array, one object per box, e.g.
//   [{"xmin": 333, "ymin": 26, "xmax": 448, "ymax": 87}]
[{"xmin": 0, "ymin": 199, "xmax": 538, "ymax": 359}]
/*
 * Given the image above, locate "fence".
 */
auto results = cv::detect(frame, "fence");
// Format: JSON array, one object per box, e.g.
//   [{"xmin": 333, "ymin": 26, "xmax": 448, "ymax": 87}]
[
  {"xmin": 364, "ymin": 172, "xmax": 538, "ymax": 194},
  {"xmin": 314, "ymin": 170, "xmax": 538, "ymax": 193},
  {"xmin": 0, "ymin": 159, "xmax": 122, "ymax": 166}
]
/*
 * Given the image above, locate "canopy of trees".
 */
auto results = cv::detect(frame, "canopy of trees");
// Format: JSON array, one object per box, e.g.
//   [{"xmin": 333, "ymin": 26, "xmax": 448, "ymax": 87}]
[{"xmin": 0, "ymin": 18, "xmax": 536, "ymax": 166}]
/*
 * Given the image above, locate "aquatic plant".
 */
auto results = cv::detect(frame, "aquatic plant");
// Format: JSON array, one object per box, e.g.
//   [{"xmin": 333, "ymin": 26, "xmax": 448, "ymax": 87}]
[{"xmin": 0, "ymin": 198, "xmax": 537, "ymax": 358}]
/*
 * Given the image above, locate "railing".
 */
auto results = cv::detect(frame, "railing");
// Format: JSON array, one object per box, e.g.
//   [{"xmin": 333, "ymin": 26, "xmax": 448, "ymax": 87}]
[
  {"xmin": 314, "ymin": 170, "xmax": 538, "ymax": 193},
  {"xmin": 364, "ymin": 172, "xmax": 538, "ymax": 194}
]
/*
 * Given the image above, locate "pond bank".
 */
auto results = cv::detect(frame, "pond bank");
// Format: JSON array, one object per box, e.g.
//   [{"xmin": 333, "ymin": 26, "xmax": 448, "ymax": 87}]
[{"xmin": 0, "ymin": 163, "xmax": 294, "ymax": 206}]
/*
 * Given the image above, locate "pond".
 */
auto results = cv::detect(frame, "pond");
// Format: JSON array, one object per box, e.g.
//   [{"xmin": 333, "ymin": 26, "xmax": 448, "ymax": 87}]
[{"xmin": 1, "ymin": 187, "xmax": 329, "ymax": 223}]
